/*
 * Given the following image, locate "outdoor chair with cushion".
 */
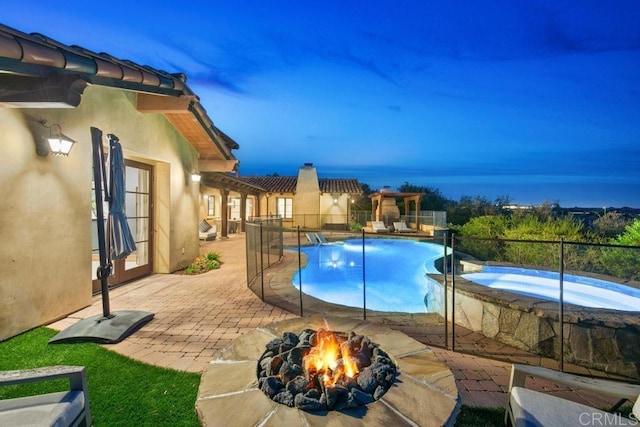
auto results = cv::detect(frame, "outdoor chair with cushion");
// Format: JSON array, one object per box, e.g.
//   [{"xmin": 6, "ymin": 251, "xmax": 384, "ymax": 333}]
[
  {"xmin": 393, "ymin": 221, "xmax": 416, "ymax": 233},
  {"xmin": 316, "ymin": 232, "xmax": 338, "ymax": 245},
  {"xmin": 506, "ymin": 363, "xmax": 640, "ymax": 427},
  {"xmin": 198, "ymin": 219, "xmax": 217, "ymax": 241},
  {"xmin": 0, "ymin": 365, "xmax": 91, "ymax": 426},
  {"xmin": 305, "ymin": 233, "xmax": 319, "ymax": 244},
  {"xmin": 371, "ymin": 221, "xmax": 390, "ymax": 233}
]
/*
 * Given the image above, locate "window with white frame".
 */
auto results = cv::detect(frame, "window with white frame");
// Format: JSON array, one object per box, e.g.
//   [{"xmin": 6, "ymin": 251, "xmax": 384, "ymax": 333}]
[{"xmin": 276, "ymin": 197, "xmax": 293, "ymax": 219}]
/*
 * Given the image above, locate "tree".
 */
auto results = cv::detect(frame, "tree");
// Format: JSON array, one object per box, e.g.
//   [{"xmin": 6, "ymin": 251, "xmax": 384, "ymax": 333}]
[
  {"xmin": 447, "ymin": 195, "xmax": 498, "ymax": 225},
  {"xmin": 360, "ymin": 182, "xmax": 374, "ymax": 196},
  {"xmin": 592, "ymin": 212, "xmax": 633, "ymax": 239},
  {"xmin": 398, "ymin": 182, "xmax": 450, "ymax": 211}
]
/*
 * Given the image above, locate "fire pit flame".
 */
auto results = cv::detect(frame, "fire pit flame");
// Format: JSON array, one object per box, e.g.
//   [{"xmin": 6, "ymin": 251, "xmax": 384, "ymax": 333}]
[
  {"xmin": 304, "ymin": 331, "xmax": 359, "ymax": 387},
  {"xmin": 257, "ymin": 328, "xmax": 397, "ymax": 411}
]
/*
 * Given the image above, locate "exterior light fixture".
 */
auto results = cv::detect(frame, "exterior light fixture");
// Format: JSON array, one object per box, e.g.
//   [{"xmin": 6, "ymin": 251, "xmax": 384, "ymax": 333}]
[
  {"xmin": 191, "ymin": 173, "xmax": 201, "ymax": 182},
  {"xmin": 39, "ymin": 119, "xmax": 76, "ymax": 156}
]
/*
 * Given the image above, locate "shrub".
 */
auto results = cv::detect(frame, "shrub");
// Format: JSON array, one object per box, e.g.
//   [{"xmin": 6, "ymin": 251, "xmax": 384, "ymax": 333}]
[
  {"xmin": 601, "ymin": 220, "xmax": 640, "ymax": 280},
  {"xmin": 185, "ymin": 252, "xmax": 222, "ymax": 275}
]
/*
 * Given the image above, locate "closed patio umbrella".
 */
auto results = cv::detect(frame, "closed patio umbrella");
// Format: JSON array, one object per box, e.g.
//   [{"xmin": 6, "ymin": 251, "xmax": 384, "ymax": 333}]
[
  {"xmin": 107, "ymin": 134, "xmax": 136, "ymax": 261},
  {"xmin": 49, "ymin": 127, "xmax": 153, "ymax": 344}
]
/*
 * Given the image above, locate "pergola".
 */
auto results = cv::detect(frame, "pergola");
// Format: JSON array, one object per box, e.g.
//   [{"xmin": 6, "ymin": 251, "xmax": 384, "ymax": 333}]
[
  {"xmin": 369, "ymin": 191, "xmax": 423, "ymax": 224},
  {"xmin": 200, "ymin": 172, "xmax": 265, "ymax": 238}
]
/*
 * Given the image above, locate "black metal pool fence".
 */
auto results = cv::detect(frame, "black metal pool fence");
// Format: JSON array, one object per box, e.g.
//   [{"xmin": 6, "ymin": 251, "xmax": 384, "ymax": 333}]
[{"xmin": 245, "ymin": 222, "xmax": 640, "ymax": 380}]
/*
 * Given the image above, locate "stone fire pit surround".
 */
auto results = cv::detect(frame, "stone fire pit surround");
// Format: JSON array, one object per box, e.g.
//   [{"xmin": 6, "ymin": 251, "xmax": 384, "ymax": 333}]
[{"xmin": 196, "ymin": 316, "xmax": 460, "ymax": 426}]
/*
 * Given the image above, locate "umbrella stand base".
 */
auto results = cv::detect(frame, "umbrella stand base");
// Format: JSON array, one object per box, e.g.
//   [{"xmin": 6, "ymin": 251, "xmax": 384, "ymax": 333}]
[{"xmin": 48, "ymin": 310, "xmax": 154, "ymax": 344}]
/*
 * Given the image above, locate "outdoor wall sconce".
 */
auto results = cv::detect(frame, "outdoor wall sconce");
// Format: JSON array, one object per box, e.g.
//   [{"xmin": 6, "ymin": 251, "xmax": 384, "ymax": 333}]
[
  {"xmin": 191, "ymin": 173, "xmax": 201, "ymax": 182},
  {"xmin": 38, "ymin": 119, "xmax": 76, "ymax": 156}
]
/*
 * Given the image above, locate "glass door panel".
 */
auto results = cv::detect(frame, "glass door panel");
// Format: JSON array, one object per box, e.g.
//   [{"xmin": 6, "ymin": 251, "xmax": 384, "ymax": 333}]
[
  {"xmin": 118, "ymin": 160, "xmax": 152, "ymax": 282},
  {"xmin": 91, "ymin": 159, "xmax": 153, "ymax": 291}
]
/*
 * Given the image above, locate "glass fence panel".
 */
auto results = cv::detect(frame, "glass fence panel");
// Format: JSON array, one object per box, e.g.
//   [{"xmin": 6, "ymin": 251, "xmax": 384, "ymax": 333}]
[
  {"xmin": 450, "ymin": 235, "xmax": 640, "ymax": 381},
  {"xmin": 246, "ymin": 226, "xmax": 640, "ymax": 382}
]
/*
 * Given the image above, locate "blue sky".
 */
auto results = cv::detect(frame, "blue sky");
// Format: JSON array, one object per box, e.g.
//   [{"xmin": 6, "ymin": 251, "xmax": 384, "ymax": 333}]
[{"xmin": 5, "ymin": 1, "xmax": 640, "ymax": 207}]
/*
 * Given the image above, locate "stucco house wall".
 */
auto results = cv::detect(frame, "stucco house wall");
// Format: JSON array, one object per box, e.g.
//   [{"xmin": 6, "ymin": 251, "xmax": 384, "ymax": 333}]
[
  {"xmin": 294, "ymin": 164, "xmax": 321, "ymax": 228},
  {"xmin": 239, "ymin": 164, "xmax": 361, "ymax": 229},
  {"xmin": 319, "ymin": 193, "xmax": 349, "ymax": 225},
  {"xmin": 0, "ymin": 85, "xmax": 201, "ymax": 341}
]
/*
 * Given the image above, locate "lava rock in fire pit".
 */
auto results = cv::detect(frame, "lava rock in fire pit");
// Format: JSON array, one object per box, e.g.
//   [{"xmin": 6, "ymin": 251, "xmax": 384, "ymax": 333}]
[{"xmin": 257, "ymin": 328, "xmax": 397, "ymax": 411}]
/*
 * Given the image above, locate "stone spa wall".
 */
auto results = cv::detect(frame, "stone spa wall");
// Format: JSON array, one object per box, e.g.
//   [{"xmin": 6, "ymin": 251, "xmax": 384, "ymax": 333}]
[{"xmin": 429, "ymin": 275, "xmax": 640, "ymax": 381}]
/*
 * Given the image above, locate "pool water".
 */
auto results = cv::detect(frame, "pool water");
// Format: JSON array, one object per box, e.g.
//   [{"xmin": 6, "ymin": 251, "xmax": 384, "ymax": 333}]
[
  {"xmin": 462, "ymin": 266, "xmax": 640, "ymax": 312},
  {"xmin": 294, "ymin": 238, "xmax": 447, "ymax": 313}
]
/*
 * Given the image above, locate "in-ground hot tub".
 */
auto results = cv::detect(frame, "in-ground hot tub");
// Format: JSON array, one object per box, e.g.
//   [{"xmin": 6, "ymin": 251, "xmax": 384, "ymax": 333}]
[
  {"xmin": 461, "ymin": 266, "xmax": 640, "ymax": 312},
  {"xmin": 443, "ymin": 262, "xmax": 640, "ymax": 380}
]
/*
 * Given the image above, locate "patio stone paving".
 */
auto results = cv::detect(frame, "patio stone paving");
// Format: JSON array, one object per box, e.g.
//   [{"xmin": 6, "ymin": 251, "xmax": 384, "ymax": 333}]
[
  {"xmin": 47, "ymin": 233, "xmax": 625, "ymax": 416},
  {"xmin": 196, "ymin": 316, "xmax": 460, "ymax": 427}
]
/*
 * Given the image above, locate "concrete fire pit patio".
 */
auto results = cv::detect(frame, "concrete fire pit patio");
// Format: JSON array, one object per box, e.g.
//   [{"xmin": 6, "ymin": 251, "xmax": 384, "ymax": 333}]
[{"xmin": 196, "ymin": 316, "xmax": 460, "ymax": 426}]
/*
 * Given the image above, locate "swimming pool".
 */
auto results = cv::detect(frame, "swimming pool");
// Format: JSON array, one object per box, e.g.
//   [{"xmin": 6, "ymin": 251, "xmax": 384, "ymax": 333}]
[
  {"xmin": 461, "ymin": 266, "xmax": 640, "ymax": 312},
  {"xmin": 294, "ymin": 238, "xmax": 447, "ymax": 313}
]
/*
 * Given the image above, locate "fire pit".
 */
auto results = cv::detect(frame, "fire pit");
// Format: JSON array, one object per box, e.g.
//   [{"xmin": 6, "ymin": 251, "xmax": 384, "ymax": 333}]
[
  {"xmin": 197, "ymin": 316, "xmax": 460, "ymax": 426},
  {"xmin": 257, "ymin": 328, "xmax": 397, "ymax": 411}
]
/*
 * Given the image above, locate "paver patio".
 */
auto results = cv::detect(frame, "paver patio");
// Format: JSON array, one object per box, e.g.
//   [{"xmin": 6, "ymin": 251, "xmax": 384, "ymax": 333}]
[{"xmin": 48, "ymin": 233, "xmax": 623, "ymax": 411}]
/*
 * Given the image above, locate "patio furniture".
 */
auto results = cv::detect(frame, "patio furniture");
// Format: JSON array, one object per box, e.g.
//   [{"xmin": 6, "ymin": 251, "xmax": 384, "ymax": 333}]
[
  {"xmin": 506, "ymin": 364, "xmax": 640, "ymax": 427},
  {"xmin": 315, "ymin": 232, "xmax": 329, "ymax": 244},
  {"xmin": 0, "ymin": 365, "xmax": 91, "ymax": 427},
  {"xmin": 393, "ymin": 221, "xmax": 415, "ymax": 233},
  {"xmin": 371, "ymin": 221, "xmax": 389, "ymax": 233},
  {"xmin": 199, "ymin": 219, "xmax": 217, "ymax": 241},
  {"xmin": 305, "ymin": 233, "xmax": 320, "ymax": 244}
]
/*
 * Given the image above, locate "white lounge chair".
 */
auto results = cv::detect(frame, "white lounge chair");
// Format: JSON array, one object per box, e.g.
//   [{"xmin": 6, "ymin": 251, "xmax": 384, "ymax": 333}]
[
  {"xmin": 315, "ymin": 232, "xmax": 329, "ymax": 244},
  {"xmin": 506, "ymin": 364, "xmax": 640, "ymax": 427},
  {"xmin": 393, "ymin": 221, "xmax": 415, "ymax": 233},
  {"xmin": 305, "ymin": 233, "xmax": 320, "ymax": 244},
  {"xmin": 371, "ymin": 221, "xmax": 389, "ymax": 233},
  {"xmin": 0, "ymin": 366, "xmax": 91, "ymax": 427}
]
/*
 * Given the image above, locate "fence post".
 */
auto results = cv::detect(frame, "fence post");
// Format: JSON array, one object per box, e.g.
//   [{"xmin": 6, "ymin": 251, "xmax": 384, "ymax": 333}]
[
  {"xmin": 559, "ymin": 238, "xmax": 565, "ymax": 372},
  {"xmin": 450, "ymin": 233, "xmax": 456, "ymax": 352},
  {"xmin": 362, "ymin": 228, "xmax": 367, "ymax": 320},
  {"xmin": 443, "ymin": 232, "xmax": 448, "ymax": 350},
  {"xmin": 298, "ymin": 226, "xmax": 303, "ymax": 317},
  {"xmin": 260, "ymin": 222, "xmax": 264, "ymax": 301}
]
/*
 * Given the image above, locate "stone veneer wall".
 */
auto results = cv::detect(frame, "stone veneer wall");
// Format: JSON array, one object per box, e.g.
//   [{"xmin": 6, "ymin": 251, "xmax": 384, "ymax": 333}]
[{"xmin": 433, "ymin": 276, "xmax": 640, "ymax": 380}]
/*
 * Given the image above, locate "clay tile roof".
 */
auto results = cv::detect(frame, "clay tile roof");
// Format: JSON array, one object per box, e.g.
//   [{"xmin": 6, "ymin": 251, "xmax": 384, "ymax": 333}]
[
  {"xmin": 319, "ymin": 178, "xmax": 362, "ymax": 194},
  {"xmin": 236, "ymin": 176, "xmax": 363, "ymax": 194},
  {"xmin": 0, "ymin": 23, "xmax": 236, "ymax": 162},
  {"xmin": 237, "ymin": 176, "xmax": 298, "ymax": 193}
]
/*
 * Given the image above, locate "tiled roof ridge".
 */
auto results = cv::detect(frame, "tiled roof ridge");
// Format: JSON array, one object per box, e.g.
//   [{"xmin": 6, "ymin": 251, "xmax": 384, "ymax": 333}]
[
  {"xmin": 0, "ymin": 24, "xmax": 187, "ymax": 94},
  {"xmin": 237, "ymin": 175, "xmax": 362, "ymax": 194},
  {"xmin": 0, "ymin": 23, "xmax": 239, "ymax": 159}
]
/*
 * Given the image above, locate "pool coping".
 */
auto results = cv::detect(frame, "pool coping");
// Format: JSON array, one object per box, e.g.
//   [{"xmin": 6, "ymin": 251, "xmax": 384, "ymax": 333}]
[
  {"xmin": 454, "ymin": 260, "xmax": 640, "ymax": 328},
  {"xmin": 258, "ymin": 243, "xmax": 640, "ymax": 380},
  {"xmin": 260, "ymin": 248, "xmax": 446, "ymax": 328}
]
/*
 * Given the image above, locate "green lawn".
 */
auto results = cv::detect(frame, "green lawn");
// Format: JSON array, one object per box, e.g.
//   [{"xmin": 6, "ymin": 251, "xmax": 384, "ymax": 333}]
[
  {"xmin": 0, "ymin": 327, "xmax": 201, "ymax": 426},
  {"xmin": 0, "ymin": 327, "xmax": 506, "ymax": 426}
]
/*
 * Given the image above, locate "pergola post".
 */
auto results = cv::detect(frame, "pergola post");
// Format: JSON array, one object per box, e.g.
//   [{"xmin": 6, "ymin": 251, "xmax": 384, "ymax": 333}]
[{"xmin": 221, "ymin": 189, "xmax": 229, "ymax": 238}]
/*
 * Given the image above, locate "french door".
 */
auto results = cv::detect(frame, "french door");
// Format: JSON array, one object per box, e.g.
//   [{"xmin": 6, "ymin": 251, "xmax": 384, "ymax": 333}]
[{"xmin": 92, "ymin": 160, "xmax": 153, "ymax": 291}]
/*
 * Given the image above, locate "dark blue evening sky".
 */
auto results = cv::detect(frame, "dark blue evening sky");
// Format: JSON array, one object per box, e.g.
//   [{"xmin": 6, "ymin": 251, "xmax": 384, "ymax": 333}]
[{"xmin": 5, "ymin": 1, "xmax": 640, "ymax": 207}]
